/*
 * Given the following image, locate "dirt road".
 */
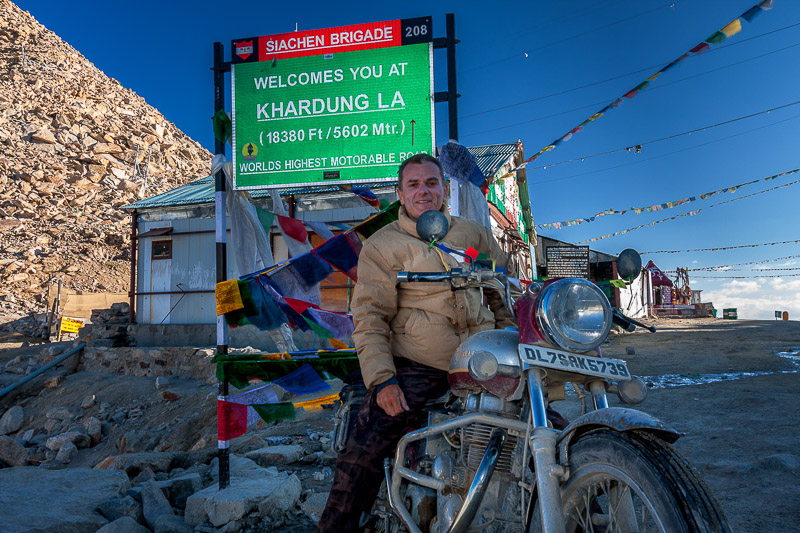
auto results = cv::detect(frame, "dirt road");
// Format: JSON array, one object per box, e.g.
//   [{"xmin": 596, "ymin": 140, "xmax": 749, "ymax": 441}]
[{"xmin": 594, "ymin": 318, "xmax": 800, "ymax": 532}]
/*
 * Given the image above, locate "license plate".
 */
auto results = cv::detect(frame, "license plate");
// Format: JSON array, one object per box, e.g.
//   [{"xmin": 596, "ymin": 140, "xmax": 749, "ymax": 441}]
[{"xmin": 519, "ymin": 344, "xmax": 631, "ymax": 381}]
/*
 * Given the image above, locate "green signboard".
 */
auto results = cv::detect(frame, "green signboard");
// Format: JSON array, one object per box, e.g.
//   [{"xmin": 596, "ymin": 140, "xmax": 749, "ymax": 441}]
[{"xmin": 231, "ymin": 19, "xmax": 434, "ymax": 190}]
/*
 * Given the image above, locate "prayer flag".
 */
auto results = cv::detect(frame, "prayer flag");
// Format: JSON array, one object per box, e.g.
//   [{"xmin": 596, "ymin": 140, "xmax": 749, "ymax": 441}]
[
  {"xmin": 276, "ymin": 215, "xmax": 308, "ymax": 244},
  {"xmin": 355, "ymin": 201, "xmax": 400, "ymax": 239},
  {"xmin": 313, "ymin": 231, "xmax": 362, "ymax": 281},
  {"xmin": 216, "ymin": 279, "xmax": 244, "ymax": 316},
  {"xmin": 689, "ymin": 42, "xmax": 710, "ymax": 54},
  {"xmin": 217, "ymin": 399, "xmax": 248, "ymax": 441},
  {"xmin": 720, "ymin": 19, "xmax": 742, "ymax": 38},
  {"xmin": 306, "ymin": 308, "xmax": 355, "ymax": 340},
  {"xmin": 212, "ymin": 110, "xmax": 232, "ymax": 145},
  {"xmin": 274, "ymin": 364, "xmax": 330, "ymax": 395},
  {"xmin": 705, "ymin": 31, "xmax": 727, "ymax": 44},
  {"xmin": 243, "ymin": 278, "xmax": 287, "ymax": 331},
  {"xmin": 255, "ymin": 206, "xmax": 275, "ymax": 234}
]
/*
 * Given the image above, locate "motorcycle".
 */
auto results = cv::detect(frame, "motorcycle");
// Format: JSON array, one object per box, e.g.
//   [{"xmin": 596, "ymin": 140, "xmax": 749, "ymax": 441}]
[{"xmin": 333, "ymin": 210, "xmax": 731, "ymax": 533}]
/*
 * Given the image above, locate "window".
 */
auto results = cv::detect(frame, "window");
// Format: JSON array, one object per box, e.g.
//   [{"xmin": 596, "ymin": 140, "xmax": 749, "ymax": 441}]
[{"xmin": 152, "ymin": 240, "xmax": 172, "ymax": 260}]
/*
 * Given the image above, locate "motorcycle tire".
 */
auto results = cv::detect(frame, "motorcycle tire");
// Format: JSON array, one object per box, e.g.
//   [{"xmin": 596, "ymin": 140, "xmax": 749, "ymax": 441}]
[{"xmin": 531, "ymin": 428, "xmax": 732, "ymax": 533}]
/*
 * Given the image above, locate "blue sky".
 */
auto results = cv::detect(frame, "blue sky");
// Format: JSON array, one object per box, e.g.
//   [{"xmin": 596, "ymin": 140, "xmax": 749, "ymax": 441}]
[{"xmin": 16, "ymin": 0, "xmax": 800, "ymax": 320}]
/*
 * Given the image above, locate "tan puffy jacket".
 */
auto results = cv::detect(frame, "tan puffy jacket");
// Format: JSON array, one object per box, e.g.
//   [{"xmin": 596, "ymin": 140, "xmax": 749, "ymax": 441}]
[{"xmin": 352, "ymin": 206, "xmax": 517, "ymax": 389}]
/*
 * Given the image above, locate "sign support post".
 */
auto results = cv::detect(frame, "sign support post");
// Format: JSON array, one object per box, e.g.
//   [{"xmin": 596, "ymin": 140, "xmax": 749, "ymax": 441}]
[{"xmin": 212, "ymin": 41, "xmax": 232, "ymax": 490}]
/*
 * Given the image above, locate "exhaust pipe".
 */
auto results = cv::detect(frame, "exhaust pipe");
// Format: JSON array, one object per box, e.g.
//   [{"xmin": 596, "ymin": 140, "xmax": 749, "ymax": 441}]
[{"xmin": 447, "ymin": 428, "xmax": 507, "ymax": 533}]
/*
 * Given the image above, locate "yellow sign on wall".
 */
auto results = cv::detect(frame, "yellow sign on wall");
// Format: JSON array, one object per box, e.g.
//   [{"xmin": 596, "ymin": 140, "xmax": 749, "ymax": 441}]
[{"xmin": 60, "ymin": 317, "xmax": 85, "ymax": 334}]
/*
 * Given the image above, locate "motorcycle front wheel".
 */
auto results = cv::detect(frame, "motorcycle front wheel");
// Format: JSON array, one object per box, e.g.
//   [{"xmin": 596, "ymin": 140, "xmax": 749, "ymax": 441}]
[{"xmin": 531, "ymin": 429, "xmax": 732, "ymax": 533}]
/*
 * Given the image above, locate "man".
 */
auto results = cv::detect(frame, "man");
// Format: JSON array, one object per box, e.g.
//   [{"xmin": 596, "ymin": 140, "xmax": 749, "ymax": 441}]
[{"xmin": 318, "ymin": 154, "xmax": 515, "ymax": 532}]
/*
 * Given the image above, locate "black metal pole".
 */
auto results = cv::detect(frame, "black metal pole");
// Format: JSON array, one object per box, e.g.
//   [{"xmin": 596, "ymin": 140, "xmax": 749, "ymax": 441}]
[
  {"xmin": 213, "ymin": 40, "xmax": 230, "ymax": 490},
  {"xmin": 446, "ymin": 13, "xmax": 458, "ymax": 142}
]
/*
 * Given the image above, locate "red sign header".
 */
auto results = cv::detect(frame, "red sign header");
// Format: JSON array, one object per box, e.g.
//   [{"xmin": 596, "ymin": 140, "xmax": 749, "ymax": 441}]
[{"xmin": 232, "ymin": 17, "xmax": 432, "ymax": 63}]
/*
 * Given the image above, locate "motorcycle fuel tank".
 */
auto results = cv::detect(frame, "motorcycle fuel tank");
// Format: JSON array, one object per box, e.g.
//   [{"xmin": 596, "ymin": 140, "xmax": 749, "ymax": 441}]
[{"xmin": 449, "ymin": 329, "xmax": 523, "ymax": 399}]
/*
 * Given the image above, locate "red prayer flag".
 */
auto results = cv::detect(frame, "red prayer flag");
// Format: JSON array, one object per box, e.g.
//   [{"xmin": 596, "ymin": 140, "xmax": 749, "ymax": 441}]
[
  {"xmin": 277, "ymin": 215, "xmax": 308, "ymax": 243},
  {"xmin": 217, "ymin": 399, "xmax": 248, "ymax": 441}
]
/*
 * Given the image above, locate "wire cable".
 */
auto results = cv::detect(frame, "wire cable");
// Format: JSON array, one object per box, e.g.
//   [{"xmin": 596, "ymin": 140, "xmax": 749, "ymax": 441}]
[
  {"xmin": 461, "ymin": 1, "xmax": 679, "ymax": 75},
  {"xmin": 521, "ymin": 100, "xmax": 800, "ymax": 171},
  {"xmin": 530, "ymin": 112, "xmax": 800, "ymax": 186},
  {"xmin": 448, "ymin": 21, "xmax": 800, "ymax": 124},
  {"xmin": 641, "ymin": 239, "xmax": 800, "ymax": 255}
]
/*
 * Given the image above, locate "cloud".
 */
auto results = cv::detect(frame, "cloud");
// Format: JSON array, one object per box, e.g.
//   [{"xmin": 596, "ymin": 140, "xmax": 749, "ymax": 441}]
[{"xmin": 702, "ymin": 277, "xmax": 800, "ymax": 320}]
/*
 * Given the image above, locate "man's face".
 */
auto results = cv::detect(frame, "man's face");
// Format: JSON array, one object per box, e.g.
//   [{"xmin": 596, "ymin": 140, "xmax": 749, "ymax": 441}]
[{"xmin": 398, "ymin": 162, "xmax": 446, "ymax": 221}]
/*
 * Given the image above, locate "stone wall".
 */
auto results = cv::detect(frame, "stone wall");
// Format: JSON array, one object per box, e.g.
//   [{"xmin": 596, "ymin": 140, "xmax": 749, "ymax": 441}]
[{"xmin": 79, "ymin": 346, "xmax": 216, "ymax": 381}]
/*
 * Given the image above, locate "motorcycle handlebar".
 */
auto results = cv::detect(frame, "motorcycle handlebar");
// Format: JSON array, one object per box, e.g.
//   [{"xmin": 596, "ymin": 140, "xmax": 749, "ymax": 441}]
[
  {"xmin": 613, "ymin": 310, "xmax": 657, "ymax": 333},
  {"xmin": 397, "ymin": 271, "xmax": 459, "ymax": 282}
]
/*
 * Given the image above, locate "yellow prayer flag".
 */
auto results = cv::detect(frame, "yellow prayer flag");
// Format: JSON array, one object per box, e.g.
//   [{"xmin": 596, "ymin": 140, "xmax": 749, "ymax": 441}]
[
  {"xmin": 721, "ymin": 19, "xmax": 742, "ymax": 38},
  {"xmin": 215, "ymin": 279, "xmax": 244, "ymax": 316},
  {"xmin": 294, "ymin": 393, "xmax": 339, "ymax": 412},
  {"xmin": 328, "ymin": 338, "xmax": 348, "ymax": 350},
  {"xmin": 646, "ymin": 72, "xmax": 662, "ymax": 82}
]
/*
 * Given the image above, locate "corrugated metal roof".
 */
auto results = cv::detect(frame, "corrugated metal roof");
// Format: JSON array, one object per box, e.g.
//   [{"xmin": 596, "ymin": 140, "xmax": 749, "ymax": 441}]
[
  {"xmin": 123, "ymin": 143, "xmax": 521, "ymax": 210},
  {"xmin": 123, "ymin": 177, "xmax": 396, "ymax": 210},
  {"xmin": 468, "ymin": 142, "xmax": 520, "ymax": 177}
]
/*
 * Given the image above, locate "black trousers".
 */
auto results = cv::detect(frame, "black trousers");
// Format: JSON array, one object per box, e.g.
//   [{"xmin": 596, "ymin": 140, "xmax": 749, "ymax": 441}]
[{"xmin": 318, "ymin": 360, "xmax": 449, "ymax": 532}]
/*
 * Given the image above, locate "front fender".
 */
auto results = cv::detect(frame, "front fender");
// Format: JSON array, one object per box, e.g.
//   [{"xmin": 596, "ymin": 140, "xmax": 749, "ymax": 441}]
[{"xmin": 557, "ymin": 407, "xmax": 681, "ymax": 464}]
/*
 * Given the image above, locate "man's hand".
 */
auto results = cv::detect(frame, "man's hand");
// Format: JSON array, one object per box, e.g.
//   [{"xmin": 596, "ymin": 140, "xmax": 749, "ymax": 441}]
[{"xmin": 376, "ymin": 384, "xmax": 410, "ymax": 417}]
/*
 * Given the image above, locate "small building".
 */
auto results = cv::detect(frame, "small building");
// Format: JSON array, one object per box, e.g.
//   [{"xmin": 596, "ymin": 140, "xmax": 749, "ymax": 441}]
[{"xmin": 122, "ymin": 143, "xmax": 533, "ymax": 346}]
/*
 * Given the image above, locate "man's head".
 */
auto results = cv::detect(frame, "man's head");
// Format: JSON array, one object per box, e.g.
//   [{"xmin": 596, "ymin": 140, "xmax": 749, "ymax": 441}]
[{"xmin": 397, "ymin": 154, "xmax": 447, "ymax": 221}]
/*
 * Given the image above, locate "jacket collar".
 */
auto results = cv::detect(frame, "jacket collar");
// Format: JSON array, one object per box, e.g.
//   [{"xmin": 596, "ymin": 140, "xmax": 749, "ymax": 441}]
[{"xmin": 397, "ymin": 204, "xmax": 452, "ymax": 239}]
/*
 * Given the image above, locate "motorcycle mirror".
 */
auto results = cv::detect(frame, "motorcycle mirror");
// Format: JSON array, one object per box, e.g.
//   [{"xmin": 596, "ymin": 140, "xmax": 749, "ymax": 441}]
[
  {"xmin": 416, "ymin": 210, "xmax": 449, "ymax": 245},
  {"xmin": 617, "ymin": 249, "xmax": 642, "ymax": 281}
]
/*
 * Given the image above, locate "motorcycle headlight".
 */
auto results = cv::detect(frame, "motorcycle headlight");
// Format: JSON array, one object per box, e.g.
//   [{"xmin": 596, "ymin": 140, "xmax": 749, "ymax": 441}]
[{"xmin": 536, "ymin": 278, "xmax": 612, "ymax": 352}]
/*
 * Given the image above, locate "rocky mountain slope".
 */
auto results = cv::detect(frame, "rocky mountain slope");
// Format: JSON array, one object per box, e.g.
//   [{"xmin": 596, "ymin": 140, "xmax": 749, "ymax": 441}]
[{"xmin": 0, "ymin": 0, "xmax": 212, "ymax": 329}]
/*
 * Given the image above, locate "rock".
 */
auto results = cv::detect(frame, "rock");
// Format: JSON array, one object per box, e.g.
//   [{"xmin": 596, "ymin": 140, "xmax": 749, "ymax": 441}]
[
  {"xmin": 0, "ymin": 435, "xmax": 30, "ymax": 466},
  {"xmin": 46, "ymin": 429, "xmax": 91, "ymax": 450},
  {"xmin": 300, "ymin": 491, "xmax": 330, "ymax": 523},
  {"xmin": 128, "ymin": 473, "xmax": 203, "ymax": 509},
  {"xmin": 160, "ymin": 390, "xmax": 181, "ymax": 402},
  {"xmin": 95, "ymin": 450, "xmax": 216, "ymax": 478},
  {"xmin": 0, "ymin": 406, "xmax": 24, "ymax": 435},
  {"xmin": 245, "ymin": 444, "xmax": 304, "ymax": 466},
  {"xmin": 56, "ymin": 441, "xmax": 78, "ymax": 463},
  {"xmin": 43, "ymin": 376, "xmax": 65, "ymax": 389},
  {"xmin": 119, "ymin": 429, "xmax": 161, "ymax": 453},
  {"xmin": 45, "ymin": 406, "xmax": 73, "ymax": 420},
  {"xmin": 0, "ymin": 467, "xmax": 129, "ymax": 532},
  {"xmin": 185, "ymin": 469, "xmax": 301, "ymax": 527},
  {"xmin": 95, "ymin": 516, "xmax": 151, "ymax": 533},
  {"xmin": 257, "ymin": 473, "xmax": 302, "ymax": 518},
  {"xmin": 31, "ymin": 128, "xmax": 57, "ymax": 144},
  {"xmin": 97, "ymin": 495, "xmax": 144, "ymax": 524},
  {"xmin": 141, "ymin": 479, "xmax": 190, "ymax": 532},
  {"xmin": 757, "ymin": 453, "xmax": 800, "ymax": 472},
  {"xmin": 20, "ymin": 429, "xmax": 35, "ymax": 444},
  {"xmin": 85, "ymin": 416, "xmax": 102, "ymax": 445},
  {"xmin": 626, "ymin": 346, "xmax": 636, "ymax": 355},
  {"xmin": 81, "ymin": 395, "xmax": 97, "ymax": 408}
]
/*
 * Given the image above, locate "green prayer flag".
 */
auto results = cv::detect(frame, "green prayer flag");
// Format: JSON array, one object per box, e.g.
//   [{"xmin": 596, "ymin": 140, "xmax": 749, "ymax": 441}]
[
  {"xmin": 255, "ymin": 205, "xmax": 275, "ymax": 234},
  {"xmin": 252, "ymin": 403, "xmax": 296, "ymax": 423},
  {"xmin": 307, "ymin": 320, "xmax": 334, "ymax": 339},
  {"xmin": 212, "ymin": 109, "xmax": 232, "ymax": 145},
  {"xmin": 215, "ymin": 355, "xmax": 361, "ymax": 389},
  {"xmin": 355, "ymin": 201, "xmax": 400, "ymax": 239},
  {"xmin": 705, "ymin": 31, "xmax": 726, "ymax": 44}
]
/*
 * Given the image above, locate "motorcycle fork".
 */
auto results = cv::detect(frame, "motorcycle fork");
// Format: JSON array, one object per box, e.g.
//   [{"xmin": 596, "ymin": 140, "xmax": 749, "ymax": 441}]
[{"xmin": 526, "ymin": 367, "xmax": 567, "ymax": 533}]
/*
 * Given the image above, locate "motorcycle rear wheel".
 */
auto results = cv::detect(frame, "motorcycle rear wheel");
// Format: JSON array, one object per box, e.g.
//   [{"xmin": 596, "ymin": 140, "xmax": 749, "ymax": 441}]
[{"xmin": 531, "ymin": 429, "xmax": 731, "ymax": 533}]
